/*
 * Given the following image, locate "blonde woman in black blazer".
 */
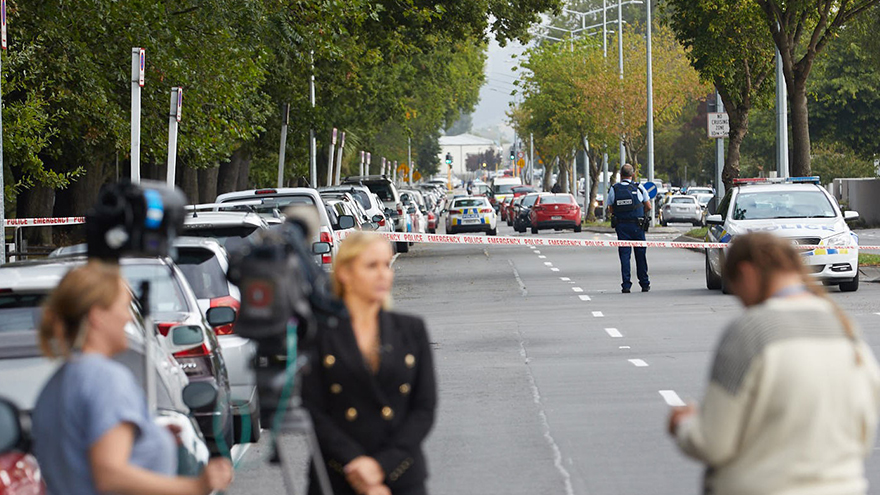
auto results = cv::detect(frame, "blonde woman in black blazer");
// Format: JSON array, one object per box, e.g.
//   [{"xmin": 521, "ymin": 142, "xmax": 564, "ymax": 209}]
[{"xmin": 302, "ymin": 232, "xmax": 437, "ymax": 495}]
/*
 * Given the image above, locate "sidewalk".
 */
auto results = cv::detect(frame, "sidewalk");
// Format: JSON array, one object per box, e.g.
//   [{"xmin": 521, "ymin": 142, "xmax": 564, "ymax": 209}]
[
  {"xmin": 584, "ymin": 225, "xmax": 683, "ymax": 235},
  {"xmin": 674, "ymin": 235, "xmax": 880, "ymax": 283}
]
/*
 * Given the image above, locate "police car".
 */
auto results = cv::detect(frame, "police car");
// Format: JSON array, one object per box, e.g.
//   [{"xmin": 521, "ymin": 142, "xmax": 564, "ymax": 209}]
[
  {"xmin": 705, "ymin": 177, "xmax": 861, "ymax": 292},
  {"xmin": 445, "ymin": 196, "xmax": 498, "ymax": 236}
]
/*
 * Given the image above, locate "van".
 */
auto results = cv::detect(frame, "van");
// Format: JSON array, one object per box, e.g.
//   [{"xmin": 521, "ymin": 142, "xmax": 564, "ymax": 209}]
[{"xmin": 489, "ymin": 177, "xmax": 523, "ymax": 211}]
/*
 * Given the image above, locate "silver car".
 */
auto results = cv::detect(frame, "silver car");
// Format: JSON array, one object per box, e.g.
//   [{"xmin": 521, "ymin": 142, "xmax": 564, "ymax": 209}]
[{"xmin": 660, "ymin": 195, "xmax": 703, "ymax": 226}]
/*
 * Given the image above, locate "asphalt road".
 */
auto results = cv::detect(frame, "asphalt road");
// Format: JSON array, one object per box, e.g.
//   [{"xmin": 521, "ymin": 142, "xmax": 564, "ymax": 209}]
[{"xmin": 228, "ymin": 220, "xmax": 880, "ymax": 495}]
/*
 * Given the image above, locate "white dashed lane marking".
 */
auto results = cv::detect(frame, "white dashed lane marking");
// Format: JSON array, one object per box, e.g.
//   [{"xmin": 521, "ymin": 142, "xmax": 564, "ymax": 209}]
[
  {"xmin": 592, "ymin": 311, "xmax": 604, "ymax": 318},
  {"xmin": 619, "ymin": 346, "xmax": 631, "ymax": 349},
  {"xmin": 551, "ymin": 268, "xmax": 560, "ymax": 272},
  {"xmin": 628, "ymin": 359, "xmax": 649, "ymax": 367},
  {"xmin": 539, "ymin": 255, "xmax": 547, "ymax": 259},
  {"xmin": 578, "ymin": 295, "xmax": 591, "ymax": 301},
  {"xmin": 560, "ymin": 277, "xmax": 571, "ymax": 281},
  {"xmin": 544, "ymin": 262, "xmax": 553, "ymax": 266},
  {"xmin": 534, "ymin": 250, "xmax": 541, "ymax": 254},
  {"xmin": 604, "ymin": 328, "xmax": 623, "ymax": 338},
  {"xmin": 659, "ymin": 390, "xmax": 686, "ymax": 407},
  {"xmin": 572, "ymin": 287, "xmax": 583, "ymax": 293}
]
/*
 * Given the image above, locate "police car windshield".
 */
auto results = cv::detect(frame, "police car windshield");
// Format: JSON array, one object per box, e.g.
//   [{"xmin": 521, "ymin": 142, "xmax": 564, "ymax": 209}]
[{"xmin": 732, "ymin": 191, "xmax": 836, "ymax": 220}]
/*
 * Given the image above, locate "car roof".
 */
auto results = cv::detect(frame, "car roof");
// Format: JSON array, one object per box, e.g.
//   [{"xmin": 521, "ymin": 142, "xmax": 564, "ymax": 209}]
[
  {"xmin": 215, "ymin": 187, "xmax": 320, "ymax": 202},
  {"xmin": 733, "ymin": 183, "xmax": 825, "ymax": 194},
  {"xmin": 0, "ymin": 256, "xmax": 170, "ymax": 291},
  {"xmin": 172, "ymin": 236, "xmax": 227, "ymax": 252}
]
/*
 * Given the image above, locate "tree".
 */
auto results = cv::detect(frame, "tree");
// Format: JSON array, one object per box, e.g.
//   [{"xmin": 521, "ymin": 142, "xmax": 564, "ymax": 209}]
[
  {"xmin": 753, "ymin": 0, "xmax": 880, "ymax": 176},
  {"xmin": 662, "ymin": 0, "xmax": 776, "ymax": 189}
]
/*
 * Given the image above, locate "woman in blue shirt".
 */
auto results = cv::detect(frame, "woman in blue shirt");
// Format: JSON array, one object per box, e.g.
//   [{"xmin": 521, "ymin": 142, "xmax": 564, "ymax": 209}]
[{"xmin": 31, "ymin": 261, "xmax": 233, "ymax": 495}]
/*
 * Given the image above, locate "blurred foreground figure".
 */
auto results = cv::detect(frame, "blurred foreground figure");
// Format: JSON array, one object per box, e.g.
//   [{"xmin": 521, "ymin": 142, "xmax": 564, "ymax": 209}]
[
  {"xmin": 668, "ymin": 232, "xmax": 880, "ymax": 495},
  {"xmin": 303, "ymin": 232, "xmax": 437, "ymax": 495},
  {"xmin": 31, "ymin": 262, "xmax": 233, "ymax": 495}
]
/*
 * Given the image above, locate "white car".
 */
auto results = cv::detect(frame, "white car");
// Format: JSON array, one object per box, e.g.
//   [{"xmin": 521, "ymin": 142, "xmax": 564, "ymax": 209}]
[
  {"xmin": 446, "ymin": 196, "xmax": 498, "ymax": 236},
  {"xmin": 705, "ymin": 177, "xmax": 861, "ymax": 292}
]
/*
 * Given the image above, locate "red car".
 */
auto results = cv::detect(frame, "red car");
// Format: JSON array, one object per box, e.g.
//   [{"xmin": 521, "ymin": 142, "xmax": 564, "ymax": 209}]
[
  {"xmin": 0, "ymin": 452, "xmax": 45, "ymax": 495},
  {"xmin": 427, "ymin": 210, "xmax": 438, "ymax": 234},
  {"xmin": 499, "ymin": 196, "xmax": 515, "ymax": 224},
  {"xmin": 530, "ymin": 193, "xmax": 582, "ymax": 234}
]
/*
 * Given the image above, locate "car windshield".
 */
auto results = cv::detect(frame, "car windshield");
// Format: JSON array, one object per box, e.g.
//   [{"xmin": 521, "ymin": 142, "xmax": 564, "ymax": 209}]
[
  {"xmin": 362, "ymin": 182, "xmax": 395, "ymax": 202},
  {"xmin": 175, "ymin": 248, "xmax": 230, "ymax": 300},
  {"xmin": 695, "ymin": 194, "xmax": 714, "ymax": 205},
  {"xmin": 523, "ymin": 195, "xmax": 541, "ymax": 207},
  {"xmin": 732, "ymin": 191, "xmax": 837, "ymax": 220},
  {"xmin": 472, "ymin": 184, "xmax": 490, "ymax": 195},
  {"xmin": 0, "ymin": 293, "xmax": 45, "ymax": 333},
  {"xmin": 454, "ymin": 199, "xmax": 487, "ymax": 208},
  {"xmin": 494, "ymin": 184, "xmax": 520, "ymax": 194},
  {"xmin": 120, "ymin": 264, "xmax": 188, "ymax": 314},
  {"xmin": 540, "ymin": 195, "xmax": 574, "ymax": 205},
  {"xmin": 182, "ymin": 225, "xmax": 260, "ymax": 252},
  {"xmin": 220, "ymin": 195, "xmax": 314, "ymax": 216},
  {"xmin": 671, "ymin": 197, "xmax": 696, "ymax": 204}
]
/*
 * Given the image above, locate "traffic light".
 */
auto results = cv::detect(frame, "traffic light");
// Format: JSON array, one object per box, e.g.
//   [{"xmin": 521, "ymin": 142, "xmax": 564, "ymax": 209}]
[
  {"xmin": 445, "ymin": 153, "xmax": 453, "ymax": 168},
  {"xmin": 509, "ymin": 149, "xmax": 515, "ymax": 161}
]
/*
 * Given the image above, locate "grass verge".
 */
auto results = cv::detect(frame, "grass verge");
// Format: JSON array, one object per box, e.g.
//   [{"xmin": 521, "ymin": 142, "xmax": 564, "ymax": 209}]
[
  {"xmin": 583, "ymin": 220, "xmax": 612, "ymax": 228},
  {"xmin": 860, "ymin": 253, "xmax": 880, "ymax": 266},
  {"xmin": 685, "ymin": 227, "xmax": 708, "ymax": 239}
]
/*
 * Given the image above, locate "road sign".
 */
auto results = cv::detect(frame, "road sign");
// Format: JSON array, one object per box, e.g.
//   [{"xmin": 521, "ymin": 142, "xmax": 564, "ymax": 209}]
[
  {"xmin": 138, "ymin": 49, "xmax": 145, "ymax": 87},
  {"xmin": 707, "ymin": 112, "xmax": 729, "ymax": 138},
  {"xmin": 643, "ymin": 181, "xmax": 658, "ymax": 200},
  {"xmin": 2, "ymin": 0, "xmax": 7, "ymax": 50},
  {"xmin": 413, "ymin": 171, "xmax": 422, "ymax": 182},
  {"xmin": 517, "ymin": 158, "xmax": 525, "ymax": 169},
  {"xmin": 397, "ymin": 162, "xmax": 408, "ymax": 175},
  {"xmin": 176, "ymin": 87, "xmax": 183, "ymax": 122},
  {"xmin": 517, "ymin": 151, "xmax": 525, "ymax": 160}
]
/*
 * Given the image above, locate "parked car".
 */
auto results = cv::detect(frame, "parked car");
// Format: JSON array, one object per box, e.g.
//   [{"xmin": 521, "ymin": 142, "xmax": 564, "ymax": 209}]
[
  {"xmin": 342, "ymin": 176, "xmax": 408, "ymax": 253},
  {"xmin": 530, "ymin": 194, "xmax": 582, "ymax": 234},
  {"xmin": 214, "ymin": 187, "xmax": 337, "ymax": 267},
  {"xmin": 507, "ymin": 197, "xmax": 523, "ymax": 226},
  {"xmin": 324, "ymin": 198, "xmax": 362, "ymax": 237},
  {"xmin": 659, "ymin": 195, "xmax": 703, "ymax": 226},
  {"xmin": 446, "ymin": 196, "xmax": 497, "ymax": 236},
  {"xmin": 399, "ymin": 191, "xmax": 426, "ymax": 234},
  {"xmin": 513, "ymin": 193, "xmax": 545, "ymax": 233},
  {"xmin": 172, "ymin": 237, "xmax": 261, "ymax": 443},
  {"xmin": 321, "ymin": 191, "xmax": 378, "ymax": 231},
  {"xmin": 319, "ymin": 186, "xmax": 391, "ymax": 233},
  {"xmin": 488, "ymin": 176, "xmax": 523, "ymax": 211},
  {"xmin": 182, "ymin": 211, "xmax": 268, "ymax": 253}
]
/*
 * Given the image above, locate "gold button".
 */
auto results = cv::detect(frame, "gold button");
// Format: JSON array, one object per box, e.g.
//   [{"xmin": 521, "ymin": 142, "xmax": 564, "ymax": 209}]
[
  {"xmin": 323, "ymin": 355, "xmax": 336, "ymax": 368},
  {"xmin": 330, "ymin": 383, "xmax": 342, "ymax": 394},
  {"xmin": 405, "ymin": 354, "xmax": 416, "ymax": 368},
  {"xmin": 381, "ymin": 406, "xmax": 394, "ymax": 420},
  {"xmin": 346, "ymin": 407, "xmax": 358, "ymax": 421},
  {"xmin": 399, "ymin": 383, "xmax": 411, "ymax": 395}
]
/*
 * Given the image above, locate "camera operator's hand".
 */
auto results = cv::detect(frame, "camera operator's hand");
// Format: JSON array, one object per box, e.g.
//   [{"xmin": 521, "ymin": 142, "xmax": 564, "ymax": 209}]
[
  {"xmin": 345, "ymin": 456, "xmax": 385, "ymax": 493},
  {"xmin": 668, "ymin": 403, "xmax": 697, "ymax": 436},
  {"xmin": 199, "ymin": 458, "xmax": 234, "ymax": 493}
]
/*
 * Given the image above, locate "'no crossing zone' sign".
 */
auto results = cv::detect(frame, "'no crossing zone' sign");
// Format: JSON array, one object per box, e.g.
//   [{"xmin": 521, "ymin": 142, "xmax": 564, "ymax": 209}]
[{"xmin": 707, "ymin": 112, "xmax": 729, "ymax": 139}]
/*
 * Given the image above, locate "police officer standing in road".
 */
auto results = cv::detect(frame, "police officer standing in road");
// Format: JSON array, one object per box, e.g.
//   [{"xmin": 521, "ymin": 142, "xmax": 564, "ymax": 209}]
[{"xmin": 606, "ymin": 164, "xmax": 651, "ymax": 293}]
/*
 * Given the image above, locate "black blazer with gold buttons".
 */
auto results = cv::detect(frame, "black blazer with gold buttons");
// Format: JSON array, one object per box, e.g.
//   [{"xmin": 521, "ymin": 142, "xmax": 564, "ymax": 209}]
[{"xmin": 302, "ymin": 310, "xmax": 437, "ymax": 492}]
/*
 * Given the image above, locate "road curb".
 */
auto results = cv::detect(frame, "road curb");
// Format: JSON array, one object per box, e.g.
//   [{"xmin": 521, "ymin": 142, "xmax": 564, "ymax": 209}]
[
  {"xmin": 674, "ymin": 235, "xmax": 706, "ymax": 253},
  {"xmin": 585, "ymin": 226, "xmax": 684, "ymax": 235}
]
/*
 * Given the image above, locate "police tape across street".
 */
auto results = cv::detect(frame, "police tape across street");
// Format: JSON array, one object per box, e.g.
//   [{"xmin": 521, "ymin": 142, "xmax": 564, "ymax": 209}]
[{"xmin": 4, "ymin": 216, "xmax": 880, "ymax": 252}]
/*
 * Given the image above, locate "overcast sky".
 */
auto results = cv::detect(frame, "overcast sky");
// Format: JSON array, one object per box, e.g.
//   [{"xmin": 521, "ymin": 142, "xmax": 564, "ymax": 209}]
[{"xmin": 471, "ymin": 34, "xmax": 532, "ymax": 143}]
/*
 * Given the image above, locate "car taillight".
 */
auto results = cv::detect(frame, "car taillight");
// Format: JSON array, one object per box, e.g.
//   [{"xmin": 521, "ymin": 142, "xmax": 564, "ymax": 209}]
[
  {"xmin": 449, "ymin": 209, "xmax": 462, "ymax": 215},
  {"xmin": 210, "ymin": 296, "xmax": 239, "ymax": 336},
  {"xmin": 397, "ymin": 203, "xmax": 404, "ymax": 216},
  {"xmin": 255, "ymin": 189, "xmax": 277, "ymax": 195},
  {"xmin": 173, "ymin": 343, "xmax": 211, "ymax": 358},
  {"xmin": 156, "ymin": 322, "xmax": 178, "ymax": 337},
  {"xmin": 479, "ymin": 208, "xmax": 493, "ymax": 213},
  {"xmin": 320, "ymin": 231, "xmax": 333, "ymax": 264},
  {"xmin": 378, "ymin": 217, "xmax": 386, "ymax": 226}
]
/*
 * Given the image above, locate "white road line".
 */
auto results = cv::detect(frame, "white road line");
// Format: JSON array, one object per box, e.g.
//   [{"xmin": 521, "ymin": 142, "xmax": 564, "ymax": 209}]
[
  {"xmin": 572, "ymin": 287, "xmax": 583, "ymax": 293},
  {"xmin": 604, "ymin": 233, "xmax": 614, "ymax": 237},
  {"xmin": 659, "ymin": 390, "xmax": 686, "ymax": 407},
  {"xmin": 560, "ymin": 277, "xmax": 571, "ymax": 281},
  {"xmin": 534, "ymin": 250, "xmax": 541, "ymax": 254},
  {"xmin": 390, "ymin": 253, "xmax": 400, "ymax": 267},
  {"xmin": 578, "ymin": 295, "xmax": 591, "ymax": 301},
  {"xmin": 628, "ymin": 359, "xmax": 649, "ymax": 367},
  {"xmin": 592, "ymin": 311, "xmax": 604, "ymax": 318},
  {"xmin": 619, "ymin": 345, "xmax": 631, "ymax": 349},
  {"xmin": 604, "ymin": 328, "xmax": 623, "ymax": 338},
  {"xmin": 528, "ymin": 245, "xmax": 535, "ymax": 249},
  {"xmin": 544, "ymin": 262, "xmax": 553, "ymax": 266},
  {"xmin": 508, "ymin": 260, "xmax": 528, "ymax": 297},
  {"xmin": 551, "ymin": 268, "xmax": 560, "ymax": 272},
  {"xmin": 231, "ymin": 443, "xmax": 252, "ymax": 468},
  {"xmin": 538, "ymin": 255, "xmax": 547, "ymax": 259},
  {"xmin": 876, "ymin": 313, "xmax": 880, "ymax": 317}
]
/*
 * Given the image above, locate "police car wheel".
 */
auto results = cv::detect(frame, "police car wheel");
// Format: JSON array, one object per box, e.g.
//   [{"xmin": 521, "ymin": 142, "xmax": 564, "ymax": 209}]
[
  {"xmin": 839, "ymin": 275, "xmax": 859, "ymax": 292},
  {"xmin": 531, "ymin": 226, "xmax": 539, "ymax": 234},
  {"xmin": 396, "ymin": 241, "xmax": 409, "ymax": 253},
  {"xmin": 487, "ymin": 228, "xmax": 497, "ymax": 236}
]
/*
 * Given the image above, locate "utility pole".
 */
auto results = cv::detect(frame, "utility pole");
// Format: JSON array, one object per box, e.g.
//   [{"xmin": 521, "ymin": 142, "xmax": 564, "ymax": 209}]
[
  {"xmin": 359, "ymin": 151, "xmax": 365, "ymax": 176},
  {"xmin": 529, "ymin": 133, "xmax": 534, "ymax": 186},
  {"xmin": 583, "ymin": 136, "xmax": 591, "ymax": 220},
  {"xmin": 646, "ymin": 0, "xmax": 654, "ymax": 184},
  {"xmin": 618, "ymin": 0, "xmax": 625, "ymax": 168},
  {"xmin": 131, "ymin": 48, "xmax": 145, "ymax": 183},
  {"xmin": 715, "ymin": 89, "xmax": 726, "ymax": 200},
  {"xmin": 309, "ymin": 51, "xmax": 317, "ymax": 187},
  {"xmin": 775, "ymin": 45, "xmax": 789, "ymax": 178},
  {"xmin": 334, "ymin": 131, "xmax": 345, "ymax": 185},
  {"xmin": 366, "ymin": 152, "xmax": 371, "ymax": 175},
  {"xmin": 166, "ymin": 87, "xmax": 183, "ymax": 187},
  {"xmin": 276, "ymin": 103, "xmax": 289, "ymax": 188},
  {"xmin": 0, "ymin": 3, "xmax": 7, "ymax": 265},
  {"xmin": 408, "ymin": 137, "xmax": 413, "ymax": 185}
]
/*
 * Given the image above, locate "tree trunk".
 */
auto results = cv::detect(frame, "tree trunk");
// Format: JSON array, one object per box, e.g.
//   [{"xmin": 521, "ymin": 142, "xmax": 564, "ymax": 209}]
[
  {"xmin": 198, "ymin": 167, "xmax": 219, "ymax": 203},
  {"xmin": 66, "ymin": 160, "xmax": 108, "ymax": 216},
  {"xmin": 180, "ymin": 166, "xmax": 199, "ymax": 204},
  {"xmin": 788, "ymin": 78, "xmax": 811, "ymax": 177},
  {"xmin": 558, "ymin": 160, "xmax": 568, "ymax": 192},
  {"xmin": 542, "ymin": 157, "xmax": 555, "ymax": 191},
  {"xmin": 217, "ymin": 151, "xmax": 242, "ymax": 195},
  {"xmin": 15, "ymin": 185, "xmax": 56, "ymax": 246},
  {"xmin": 236, "ymin": 151, "xmax": 252, "ymax": 190},
  {"xmin": 723, "ymin": 105, "xmax": 750, "ymax": 191},
  {"xmin": 586, "ymin": 148, "xmax": 601, "ymax": 222}
]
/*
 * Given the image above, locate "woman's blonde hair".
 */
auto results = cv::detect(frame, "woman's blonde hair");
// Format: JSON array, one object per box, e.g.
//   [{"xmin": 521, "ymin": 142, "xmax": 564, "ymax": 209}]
[
  {"xmin": 39, "ymin": 261, "xmax": 124, "ymax": 358},
  {"xmin": 331, "ymin": 232, "xmax": 393, "ymax": 304}
]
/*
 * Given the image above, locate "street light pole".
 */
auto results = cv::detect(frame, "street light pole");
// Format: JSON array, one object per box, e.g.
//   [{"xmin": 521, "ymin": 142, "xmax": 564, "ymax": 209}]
[
  {"xmin": 309, "ymin": 51, "xmax": 317, "ymax": 187},
  {"xmin": 646, "ymin": 0, "xmax": 654, "ymax": 185},
  {"xmin": 618, "ymin": 0, "xmax": 625, "ymax": 168},
  {"xmin": 775, "ymin": 46, "xmax": 789, "ymax": 178}
]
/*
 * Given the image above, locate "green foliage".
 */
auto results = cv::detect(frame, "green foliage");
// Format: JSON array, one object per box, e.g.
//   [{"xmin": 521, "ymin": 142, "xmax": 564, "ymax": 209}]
[{"xmin": 810, "ymin": 143, "xmax": 877, "ymax": 185}]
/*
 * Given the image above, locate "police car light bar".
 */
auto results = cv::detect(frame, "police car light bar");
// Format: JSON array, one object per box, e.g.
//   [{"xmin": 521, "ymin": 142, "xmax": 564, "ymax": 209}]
[{"xmin": 732, "ymin": 176, "xmax": 820, "ymax": 186}]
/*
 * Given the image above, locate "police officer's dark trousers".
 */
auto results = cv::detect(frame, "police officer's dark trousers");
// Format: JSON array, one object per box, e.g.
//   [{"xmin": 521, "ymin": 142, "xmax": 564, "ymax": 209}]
[{"xmin": 615, "ymin": 221, "xmax": 649, "ymax": 290}]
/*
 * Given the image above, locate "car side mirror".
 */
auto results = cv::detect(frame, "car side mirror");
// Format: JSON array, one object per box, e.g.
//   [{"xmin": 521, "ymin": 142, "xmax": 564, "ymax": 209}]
[
  {"xmin": 407, "ymin": 207, "xmax": 417, "ymax": 214},
  {"xmin": 0, "ymin": 398, "xmax": 26, "ymax": 454},
  {"xmin": 206, "ymin": 306, "xmax": 236, "ymax": 328},
  {"xmin": 171, "ymin": 325, "xmax": 205, "ymax": 346},
  {"xmin": 312, "ymin": 242, "xmax": 331, "ymax": 255},
  {"xmin": 182, "ymin": 382, "xmax": 218, "ymax": 410},
  {"xmin": 706, "ymin": 214, "xmax": 723, "ymax": 225},
  {"xmin": 372, "ymin": 214, "xmax": 384, "ymax": 223},
  {"xmin": 844, "ymin": 210, "xmax": 860, "ymax": 221},
  {"xmin": 338, "ymin": 215, "xmax": 356, "ymax": 230}
]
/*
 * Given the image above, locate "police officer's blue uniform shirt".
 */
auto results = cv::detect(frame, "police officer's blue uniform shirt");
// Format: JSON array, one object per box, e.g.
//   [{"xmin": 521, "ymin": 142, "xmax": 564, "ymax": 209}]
[{"xmin": 606, "ymin": 179, "xmax": 649, "ymax": 206}]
